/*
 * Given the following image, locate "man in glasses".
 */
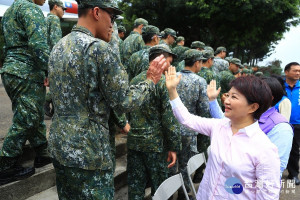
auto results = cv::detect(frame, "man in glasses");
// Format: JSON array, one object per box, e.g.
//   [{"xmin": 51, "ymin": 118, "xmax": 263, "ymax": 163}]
[
  {"xmin": 44, "ymin": 0, "xmax": 67, "ymax": 118},
  {"xmin": 47, "ymin": 0, "xmax": 167, "ymax": 199}
]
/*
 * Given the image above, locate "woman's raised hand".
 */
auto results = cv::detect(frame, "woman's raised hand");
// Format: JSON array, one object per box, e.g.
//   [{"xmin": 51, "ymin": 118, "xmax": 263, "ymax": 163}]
[
  {"xmin": 165, "ymin": 66, "xmax": 181, "ymax": 100},
  {"xmin": 207, "ymin": 80, "xmax": 221, "ymax": 101}
]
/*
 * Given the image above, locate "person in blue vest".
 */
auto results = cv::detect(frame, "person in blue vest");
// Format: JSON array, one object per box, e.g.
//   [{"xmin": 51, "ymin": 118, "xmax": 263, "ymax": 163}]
[{"xmin": 284, "ymin": 62, "xmax": 300, "ymax": 185}]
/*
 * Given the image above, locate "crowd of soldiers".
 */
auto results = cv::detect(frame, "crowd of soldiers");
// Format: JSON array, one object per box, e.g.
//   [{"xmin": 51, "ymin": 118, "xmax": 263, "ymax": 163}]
[{"xmin": 0, "ymin": 0, "xmax": 299, "ymax": 200}]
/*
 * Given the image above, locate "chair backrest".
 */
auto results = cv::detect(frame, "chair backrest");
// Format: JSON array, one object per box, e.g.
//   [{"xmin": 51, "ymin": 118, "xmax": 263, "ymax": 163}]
[
  {"xmin": 186, "ymin": 153, "xmax": 207, "ymax": 197},
  {"xmin": 187, "ymin": 153, "xmax": 206, "ymax": 177},
  {"xmin": 152, "ymin": 173, "xmax": 189, "ymax": 200},
  {"xmin": 207, "ymin": 145, "xmax": 211, "ymax": 158}
]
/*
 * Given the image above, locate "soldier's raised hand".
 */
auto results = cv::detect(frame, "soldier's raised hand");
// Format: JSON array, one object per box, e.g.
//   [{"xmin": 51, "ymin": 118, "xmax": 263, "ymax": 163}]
[
  {"xmin": 207, "ymin": 80, "xmax": 221, "ymax": 101},
  {"xmin": 146, "ymin": 55, "xmax": 167, "ymax": 84}
]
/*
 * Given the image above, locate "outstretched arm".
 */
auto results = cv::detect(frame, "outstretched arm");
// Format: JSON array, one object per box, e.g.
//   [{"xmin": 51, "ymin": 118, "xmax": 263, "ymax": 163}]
[{"xmin": 207, "ymin": 80, "xmax": 224, "ymax": 119}]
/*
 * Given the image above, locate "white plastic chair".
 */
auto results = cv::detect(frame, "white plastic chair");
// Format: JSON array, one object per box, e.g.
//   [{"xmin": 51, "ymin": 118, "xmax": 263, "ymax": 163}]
[
  {"xmin": 186, "ymin": 153, "xmax": 207, "ymax": 197},
  {"xmin": 207, "ymin": 145, "xmax": 211, "ymax": 158},
  {"xmin": 152, "ymin": 173, "xmax": 189, "ymax": 200}
]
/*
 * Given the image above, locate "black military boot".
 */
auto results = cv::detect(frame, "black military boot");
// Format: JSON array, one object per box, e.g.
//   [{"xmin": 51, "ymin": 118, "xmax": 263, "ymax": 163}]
[
  {"xmin": 34, "ymin": 156, "xmax": 52, "ymax": 168},
  {"xmin": 33, "ymin": 143, "xmax": 52, "ymax": 168},
  {"xmin": 0, "ymin": 165, "xmax": 35, "ymax": 185}
]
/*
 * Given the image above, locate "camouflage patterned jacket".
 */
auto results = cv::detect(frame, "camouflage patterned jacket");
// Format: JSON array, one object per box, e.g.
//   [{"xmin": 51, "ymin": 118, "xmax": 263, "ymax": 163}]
[
  {"xmin": 211, "ymin": 57, "xmax": 229, "ymax": 74},
  {"xmin": 109, "ymin": 22, "xmax": 120, "ymax": 59},
  {"xmin": 159, "ymin": 39, "xmax": 172, "ymax": 49},
  {"xmin": 121, "ymin": 31, "xmax": 145, "ymax": 64},
  {"xmin": 48, "ymin": 26, "xmax": 155, "ymax": 170},
  {"xmin": 118, "ymin": 37, "xmax": 124, "ymax": 57},
  {"xmin": 128, "ymin": 71, "xmax": 181, "ymax": 153},
  {"xmin": 45, "ymin": 13, "xmax": 62, "ymax": 50},
  {"xmin": 177, "ymin": 69, "xmax": 210, "ymax": 152},
  {"xmin": 0, "ymin": 0, "xmax": 49, "ymax": 83},
  {"xmin": 126, "ymin": 46, "xmax": 150, "ymax": 81},
  {"xmin": 219, "ymin": 70, "xmax": 235, "ymax": 96},
  {"xmin": 172, "ymin": 46, "xmax": 189, "ymax": 67},
  {"xmin": 176, "ymin": 60, "xmax": 185, "ymax": 72},
  {"xmin": 197, "ymin": 67, "xmax": 220, "ymax": 88}
]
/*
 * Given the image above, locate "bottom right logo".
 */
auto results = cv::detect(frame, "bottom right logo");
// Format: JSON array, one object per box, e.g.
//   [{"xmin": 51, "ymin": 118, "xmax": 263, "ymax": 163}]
[{"xmin": 224, "ymin": 177, "xmax": 244, "ymax": 194}]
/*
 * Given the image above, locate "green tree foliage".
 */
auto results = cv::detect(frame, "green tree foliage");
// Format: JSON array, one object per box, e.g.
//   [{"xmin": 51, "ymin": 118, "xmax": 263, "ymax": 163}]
[
  {"xmin": 118, "ymin": 0, "xmax": 300, "ymax": 63},
  {"xmin": 260, "ymin": 59, "xmax": 283, "ymax": 76}
]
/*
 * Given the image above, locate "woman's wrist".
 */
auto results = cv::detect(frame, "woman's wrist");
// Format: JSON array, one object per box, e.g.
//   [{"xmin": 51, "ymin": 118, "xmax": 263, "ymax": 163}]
[{"xmin": 168, "ymin": 88, "xmax": 179, "ymax": 100}]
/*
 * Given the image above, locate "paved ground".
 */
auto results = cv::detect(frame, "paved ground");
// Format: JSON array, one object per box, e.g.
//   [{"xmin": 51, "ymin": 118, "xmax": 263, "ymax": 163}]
[{"xmin": 1, "ymin": 77, "xmax": 300, "ymax": 199}]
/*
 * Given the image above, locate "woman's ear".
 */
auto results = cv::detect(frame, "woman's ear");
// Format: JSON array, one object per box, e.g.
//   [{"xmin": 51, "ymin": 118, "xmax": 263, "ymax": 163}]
[{"xmin": 249, "ymin": 103, "xmax": 259, "ymax": 114}]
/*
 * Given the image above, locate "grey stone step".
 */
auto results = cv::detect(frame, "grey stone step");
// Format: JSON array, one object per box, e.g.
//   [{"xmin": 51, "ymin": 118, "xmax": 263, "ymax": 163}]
[
  {"xmin": 1, "ymin": 154, "xmax": 128, "ymax": 200},
  {"xmin": 0, "ymin": 133, "xmax": 127, "ymax": 164},
  {"xmin": 25, "ymin": 184, "xmax": 152, "ymax": 200}
]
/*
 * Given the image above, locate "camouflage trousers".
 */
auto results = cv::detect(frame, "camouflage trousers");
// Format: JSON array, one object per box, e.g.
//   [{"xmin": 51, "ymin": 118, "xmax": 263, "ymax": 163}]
[
  {"xmin": 0, "ymin": 73, "xmax": 48, "ymax": 170},
  {"xmin": 53, "ymin": 159, "xmax": 114, "ymax": 200},
  {"xmin": 127, "ymin": 149, "xmax": 169, "ymax": 200},
  {"xmin": 169, "ymin": 136, "xmax": 197, "ymax": 194}
]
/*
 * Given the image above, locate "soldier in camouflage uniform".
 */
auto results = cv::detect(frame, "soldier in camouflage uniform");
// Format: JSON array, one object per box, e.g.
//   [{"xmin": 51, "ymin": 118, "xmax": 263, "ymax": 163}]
[
  {"xmin": 197, "ymin": 50, "xmax": 221, "ymax": 105},
  {"xmin": 117, "ymin": 25, "xmax": 126, "ymax": 55},
  {"xmin": 108, "ymin": 22, "xmax": 130, "ymax": 170},
  {"xmin": 47, "ymin": 0, "xmax": 167, "ymax": 199},
  {"xmin": 172, "ymin": 36, "xmax": 189, "ymax": 67},
  {"xmin": 174, "ymin": 49, "xmax": 210, "ymax": 200},
  {"xmin": 126, "ymin": 25, "xmax": 161, "ymax": 82},
  {"xmin": 44, "ymin": 0, "xmax": 67, "ymax": 118},
  {"xmin": 243, "ymin": 62, "xmax": 249, "ymax": 69},
  {"xmin": 204, "ymin": 46, "xmax": 214, "ymax": 52},
  {"xmin": 219, "ymin": 58, "xmax": 242, "ymax": 106},
  {"xmin": 0, "ymin": 0, "xmax": 51, "ymax": 185},
  {"xmin": 191, "ymin": 41, "xmax": 205, "ymax": 51},
  {"xmin": 159, "ymin": 28, "xmax": 177, "ymax": 48},
  {"xmin": 225, "ymin": 56, "xmax": 232, "ymax": 63},
  {"xmin": 211, "ymin": 46, "xmax": 229, "ymax": 73},
  {"xmin": 121, "ymin": 18, "xmax": 148, "ymax": 65},
  {"xmin": 46, "ymin": 0, "xmax": 66, "ymax": 49},
  {"xmin": 127, "ymin": 44, "xmax": 181, "ymax": 200}
]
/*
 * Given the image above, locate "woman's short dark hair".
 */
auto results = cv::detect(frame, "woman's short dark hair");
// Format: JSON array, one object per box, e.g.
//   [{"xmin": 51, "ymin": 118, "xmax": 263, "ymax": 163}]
[
  {"xmin": 230, "ymin": 75, "xmax": 272, "ymax": 119},
  {"xmin": 261, "ymin": 77, "xmax": 284, "ymax": 106}
]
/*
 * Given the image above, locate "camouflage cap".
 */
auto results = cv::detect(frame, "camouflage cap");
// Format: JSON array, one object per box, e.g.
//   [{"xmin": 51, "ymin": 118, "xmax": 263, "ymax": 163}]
[
  {"xmin": 184, "ymin": 49, "xmax": 205, "ymax": 63},
  {"xmin": 243, "ymin": 63, "xmax": 249, "ymax": 67},
  {"xmin": 176, "ymin": 36, "xmax": 185, "ymax": 43},
  {"xmin": 118, "ymin": 25, "xmax": 126, "ymax": 33},
  {"xmin": 224, "ymin": 57, "xmax": 232, "ymax": 62},
  {"xmin": 230, "ymin": 58, "xmax": 243, "ymax": 67},
  {"xmin": 163, "ymin": 28, "xmax": 177, "ymax": 39},
  {"xmin": 134, "ymin": 18, "xmax": 148, "ymax": 27},
  {"xmin": 191, "ymin": 41, "xmax": 205, "ymax": 49},
  {"xmin": 204, "ymin": 46, "xmax": 214, "ymax": 52},
  {"xmin": 255, "ymin": 71, "xmax": 264, "ymax": 77},
  {"xmin": 149, "ymin": 44, "xmax": 177, "ymax": 58},
  {"xmin": 202, "ymin": 50, "xmax": 214, "ymax": 60},
  {"xmin": 214, "ymin": 46, "xmax": 226, "ymax": 55},
  {"xmin": 49, "ymin": 0, "xmax": 66, "ymax": 9},
  {"xmin": 142, "ymin": 25, "xmax": 160, "ymax": 36},
  {"xmin": 242, "ymin": 69, "xmax": 251, "ymax": 74},
  {"xmin": 75, "ymin": 0, "xmax": 123, "ymax": 15}
]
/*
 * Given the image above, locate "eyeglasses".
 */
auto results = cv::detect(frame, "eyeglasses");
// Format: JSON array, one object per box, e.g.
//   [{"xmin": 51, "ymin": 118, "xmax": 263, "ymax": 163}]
[{"xmin": 100, "ymin": 8, "xmax": 117, "ymax": 24}]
